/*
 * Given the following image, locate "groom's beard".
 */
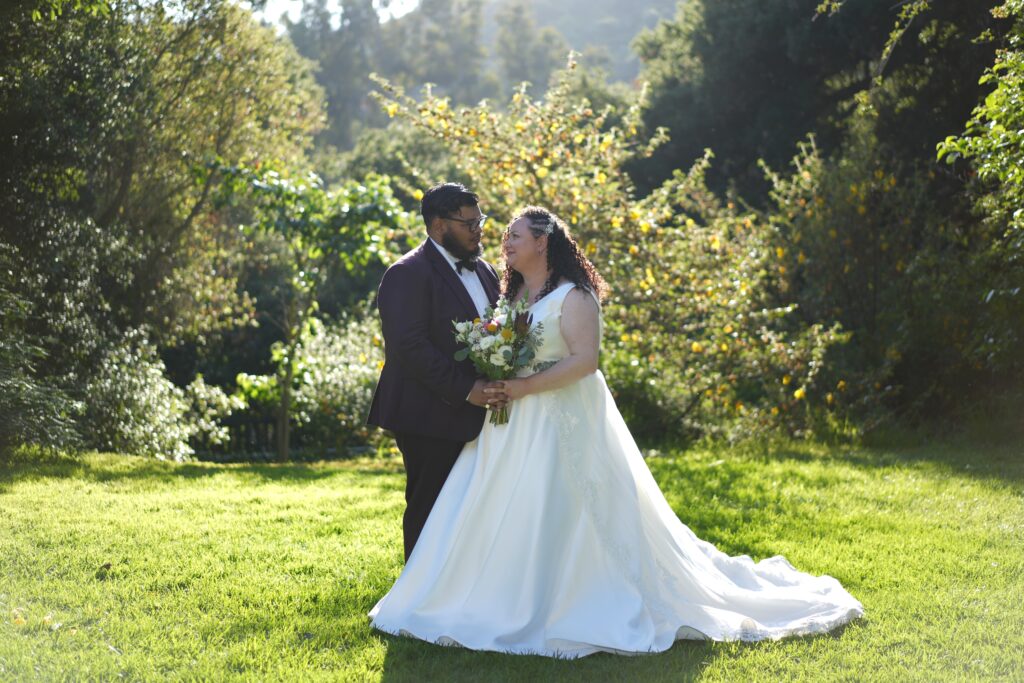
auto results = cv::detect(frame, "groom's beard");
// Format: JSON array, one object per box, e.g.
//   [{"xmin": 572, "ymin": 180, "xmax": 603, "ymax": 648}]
[{"xmin": 441, "ymin": 230, "xmax": 483, "ymax": 261}]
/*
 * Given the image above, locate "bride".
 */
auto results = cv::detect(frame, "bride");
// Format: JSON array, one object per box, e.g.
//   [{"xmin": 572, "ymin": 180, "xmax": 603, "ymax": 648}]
[{"xmin": 368, "ymin": 206, "xmax": 864, "ymax": 657}]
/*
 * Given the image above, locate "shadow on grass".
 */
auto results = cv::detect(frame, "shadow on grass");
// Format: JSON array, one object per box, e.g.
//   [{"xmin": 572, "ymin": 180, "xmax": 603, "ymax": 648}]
[
  {"xmin": 733, "ymin": 435, "xmax": 1024, "ymax": 485},
  {"xmin": 374, "ymin": 621, "xmax": 862, "ymax": 683},
  {"xmin": 647, "ymin": 409, "xmax": 1023, "ymax": 490},
  {"xmin": 0, "ymin": 452, "xmax": 406, "ymax": 493},
  {"xmin": 376, "ymin": 634, "xmax": 719, "ymax": 683}
]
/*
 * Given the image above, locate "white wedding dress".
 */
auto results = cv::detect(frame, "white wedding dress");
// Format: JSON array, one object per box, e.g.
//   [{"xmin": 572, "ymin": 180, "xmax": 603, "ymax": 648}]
[{"xmin": 369, "ymin": 282, "xmax": 863, "ymax": 657}]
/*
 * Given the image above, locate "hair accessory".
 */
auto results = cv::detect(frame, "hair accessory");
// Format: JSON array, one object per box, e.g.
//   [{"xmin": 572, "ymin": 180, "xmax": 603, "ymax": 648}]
[{"xmin": 540, "ymin": 218, "xmax": 556, "ymax": 235}]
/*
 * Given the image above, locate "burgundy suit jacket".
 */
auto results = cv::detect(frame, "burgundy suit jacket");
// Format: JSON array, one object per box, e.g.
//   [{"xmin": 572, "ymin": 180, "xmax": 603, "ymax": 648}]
[{"xmin": 367, "ymin": 239, "xmax": 501, "ymax": 442}]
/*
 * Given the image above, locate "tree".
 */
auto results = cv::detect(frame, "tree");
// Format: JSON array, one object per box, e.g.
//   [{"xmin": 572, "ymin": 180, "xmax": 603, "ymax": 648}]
[
  {"xmin": 0, "ymin": 247, "xmax": 80, "ymax": 458},
  {"xmin": 286, "ymin": 0, "xmax": 381, "ymax": 150},
  {"xmin": 479, "ymin": 0, "xmax": 678, "ymax": 84},
  {"xmin": 340, "ymin": 121, "xmax": 470, "ymax": 207},
  {"xmin": 287, "ymin": 0, "xmax": 499, "ymax": 155},
  {"xmin": 630, "ymin": 0, "xmax": 1002, "ymax": 201},
  {"xmin": 376, "ymin": 0, "xmax": 498, "ymax": 104},
  {"xmin": 937, "ymin": 0, "xmax": 1024, "ymax": 382},
  {"xmin": 0, "ymin": 0, "xmax": 325, "ymax": 456},
  {"xmin": 493, "ymin": 0, "xmax": 569, "ymax": 97},
  {"xmin": 213, "ymin": 168, "xmax": 415, "ymax": 460},
  {"xmin": 1, "ymin": 0, "xmax": 325, "ymax": 346}
]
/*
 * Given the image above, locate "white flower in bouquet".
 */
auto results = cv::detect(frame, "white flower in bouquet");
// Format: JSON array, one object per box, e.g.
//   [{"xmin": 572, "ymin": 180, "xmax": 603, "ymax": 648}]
[{"xmin": 451, "ymin": 292, "xmax": 545, "ymax": 426}]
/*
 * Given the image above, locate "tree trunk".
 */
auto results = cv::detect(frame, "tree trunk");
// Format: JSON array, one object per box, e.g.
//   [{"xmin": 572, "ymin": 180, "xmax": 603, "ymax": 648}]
[
  {"xmin": 276, "ymin": 357, "xmax": 293, "ymax": 463},
  {"xmin": 276, "ymin": 296, "xmax": 299, "ymax": 462}
]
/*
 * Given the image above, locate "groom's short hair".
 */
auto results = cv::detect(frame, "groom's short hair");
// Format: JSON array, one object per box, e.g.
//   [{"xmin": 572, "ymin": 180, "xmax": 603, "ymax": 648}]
[{"xmin": 421, "ymin": 182, "xmax": 479, "ymax": 229}]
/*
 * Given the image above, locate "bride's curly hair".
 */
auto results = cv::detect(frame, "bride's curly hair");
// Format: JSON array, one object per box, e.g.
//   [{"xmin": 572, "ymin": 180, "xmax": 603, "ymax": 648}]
[{"xmin": 501, "ymin": 206, "xmax": 610, "ymax": 303}]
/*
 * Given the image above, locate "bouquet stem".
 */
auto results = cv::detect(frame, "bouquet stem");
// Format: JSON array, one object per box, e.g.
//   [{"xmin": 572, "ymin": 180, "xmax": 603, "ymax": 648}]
[{"xmin": 490, "ymin": 404, "xmax": 510, "ymax": 426}]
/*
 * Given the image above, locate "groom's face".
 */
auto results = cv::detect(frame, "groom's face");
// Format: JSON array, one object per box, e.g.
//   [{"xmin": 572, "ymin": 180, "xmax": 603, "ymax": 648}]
[{"xmin": 438, "ymin": 204, "xmax": 485, "ymax": 260}]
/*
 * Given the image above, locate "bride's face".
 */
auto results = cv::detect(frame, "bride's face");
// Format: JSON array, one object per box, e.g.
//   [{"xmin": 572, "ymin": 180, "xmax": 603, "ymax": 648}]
[{"xmin": 502, "ymin": 217, "xmax": 546, "ymax": 273}]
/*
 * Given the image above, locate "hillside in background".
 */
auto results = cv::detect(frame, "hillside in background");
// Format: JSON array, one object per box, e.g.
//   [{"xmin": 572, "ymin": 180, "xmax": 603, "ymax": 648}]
[
  {"xmin": 481, "ymin": 0, "xmax": 679, "ymax": 82},
  {"xmin": 280, "ymin": 0, "xmax": 674, "ymax": 152}
]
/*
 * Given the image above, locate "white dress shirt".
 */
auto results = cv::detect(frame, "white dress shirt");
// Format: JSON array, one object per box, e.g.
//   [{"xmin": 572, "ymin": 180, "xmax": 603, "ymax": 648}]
[{"xmin": 430, "ymin": 237, "xmax": 490, "ymax": 319}]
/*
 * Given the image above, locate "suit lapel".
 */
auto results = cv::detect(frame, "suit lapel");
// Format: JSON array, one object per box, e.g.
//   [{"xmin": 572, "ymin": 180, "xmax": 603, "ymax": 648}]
[
  {"xmin": 424, "ymin": 239, "xmax": 479, "ymax": 320},
  {"xmin": 478, "ymin": 262, "xmax": 500, "ymax": 306}
]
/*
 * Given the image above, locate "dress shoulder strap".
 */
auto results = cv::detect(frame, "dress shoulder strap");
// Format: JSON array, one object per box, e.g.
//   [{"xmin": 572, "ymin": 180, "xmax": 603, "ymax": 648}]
[
  {"xmin": 547, "ymin": 281, "xmax": 577, "ymax": 310},
  {"xmin": 557, "ymin": 282, "xmax": 602, "ymax": 308},
  {"xmin": 555, "ymin": 283, "xmax": 604, "ymax": 337}
]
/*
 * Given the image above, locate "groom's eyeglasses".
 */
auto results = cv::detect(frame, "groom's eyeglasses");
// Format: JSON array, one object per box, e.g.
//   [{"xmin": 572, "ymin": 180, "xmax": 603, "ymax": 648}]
[{"xmin": 445, "ymin": 214, "xmax": 489, "ymax": 232}]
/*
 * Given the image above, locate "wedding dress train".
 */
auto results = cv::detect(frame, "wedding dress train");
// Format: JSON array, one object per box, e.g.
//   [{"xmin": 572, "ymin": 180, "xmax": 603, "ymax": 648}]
[{"xmin": 369, "ymin": 282, "xmax": 863, "ymax": 657}]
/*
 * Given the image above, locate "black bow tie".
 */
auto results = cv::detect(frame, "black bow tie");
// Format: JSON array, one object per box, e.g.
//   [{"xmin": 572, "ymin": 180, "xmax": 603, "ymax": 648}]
[{"xmin": 455, "ymin": 259, "xmax": 478, "ymax": 274}]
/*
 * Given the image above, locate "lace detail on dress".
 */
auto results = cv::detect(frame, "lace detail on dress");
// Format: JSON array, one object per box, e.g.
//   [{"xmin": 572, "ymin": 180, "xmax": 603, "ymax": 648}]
[
  {"xmin": 530, "ymin": 359, "xmax": 559, "ymax": 374},
  {"xmin": 545, "ymin": 388, "xmax": 641, "ymax": 588},
  {"xmin": 544, "ymin": 385, "xmax": 688, "ymax": 634}
]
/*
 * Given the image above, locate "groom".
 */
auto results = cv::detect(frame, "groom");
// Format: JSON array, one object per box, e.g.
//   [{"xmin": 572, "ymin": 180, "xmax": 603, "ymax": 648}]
[{"xmin": 368, "ymin": 182, "xmax": 504, "ymax": 561}]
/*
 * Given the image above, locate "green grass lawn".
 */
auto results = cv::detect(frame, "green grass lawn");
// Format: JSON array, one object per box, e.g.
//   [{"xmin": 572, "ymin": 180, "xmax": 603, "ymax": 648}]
[{"xmin": 1, "ymin": 435, "xmax": 1022, "ymax": 681}]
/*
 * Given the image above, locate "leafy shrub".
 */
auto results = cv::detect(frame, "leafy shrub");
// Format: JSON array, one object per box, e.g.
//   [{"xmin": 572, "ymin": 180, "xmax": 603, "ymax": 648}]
[
  {"xmin": 765, "ymin": 97, "xmax": 1007, "ymax": 422},
  {"xmin": 233, "ymin": 309, "xmax": 385, "ymax": 455},
  {"xmin": 84, "ymin": 334, "xmax": 243, "ymax": 460},
  {"xmin": 938, "ymin": 0, "xmax": 1024, "ymax": 383},
  {"xmin": 211, "ymin": 166, "xmax": 416, "ymax": 460},
  {"xmin": 0, "ymin": 268, "xmax": 80, "ymax": 457},
  {"xmin": 184, "ymin": 375, "xmax": 245, "ymax": 452},
  {"xmin": 291, "ymin": 311, "xmax": 386, "ymax": 451},
  {"xmin": 84, "ymin": 334, "xmax": 194, "ymax": 461}
]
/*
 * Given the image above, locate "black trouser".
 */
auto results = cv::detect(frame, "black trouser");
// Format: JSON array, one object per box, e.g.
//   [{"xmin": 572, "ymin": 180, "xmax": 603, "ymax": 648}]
[{"xmin": 393, "ymin": 432, "xmax": 464, "ymax": 562}]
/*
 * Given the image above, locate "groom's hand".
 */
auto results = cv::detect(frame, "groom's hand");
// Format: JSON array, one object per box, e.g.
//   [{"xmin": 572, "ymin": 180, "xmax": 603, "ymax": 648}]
[
  {"xmin": 468, "ymin": 379, "xmax": 507, "ymax": 408},
  {"xmin": 484, "ymin": 380, "xmax": 509, "ymax": 410}
]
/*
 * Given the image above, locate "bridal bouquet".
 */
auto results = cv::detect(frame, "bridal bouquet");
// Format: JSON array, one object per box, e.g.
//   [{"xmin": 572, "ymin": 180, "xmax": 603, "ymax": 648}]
[{"xmin": 453, "ymin": 294, "xmax": 544, "ymax": 425}]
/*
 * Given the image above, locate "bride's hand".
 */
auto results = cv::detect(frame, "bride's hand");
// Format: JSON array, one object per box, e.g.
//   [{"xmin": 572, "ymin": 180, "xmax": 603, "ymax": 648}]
[{"xmin": 497, "ymin": 378, "xmax": 531, "ymax": 401}]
